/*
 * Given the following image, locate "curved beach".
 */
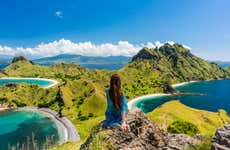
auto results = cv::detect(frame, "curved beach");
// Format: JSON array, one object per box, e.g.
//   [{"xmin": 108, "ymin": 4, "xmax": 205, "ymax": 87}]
[
  {"xmin": 18, "ymin": 107, "xmax": 80, "ymax": 143},
  {"xmin": 128, "ymin": 80, "xmax": 197, "ymax": 109},
  {"xmin": 0, "ymin": 77, "xmax": 59, "ymax": 88}
]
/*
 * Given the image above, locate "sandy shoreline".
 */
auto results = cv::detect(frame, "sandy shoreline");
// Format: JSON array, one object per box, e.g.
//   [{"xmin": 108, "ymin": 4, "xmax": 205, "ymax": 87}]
[
  {"xmin": 127, "ymin": 80, "xmax": 198, "ymax": 109},
  {"xmin": 1, "ymin": 106, "xmax": 80, "ymax": 143},
  {"xmin": 171, "ymin": 80, "xmax": 197, "ymax": 88},
  {"xmin": 0, "ymin": 108, "xmax": 9, "ymax": 112},
  {"xmin": 127, "ymin": 93, "xmax": 170, "ymax": 109},
  {"xmin": 0, "ymin": 77, "xmax": 59, "ymax": 88}
]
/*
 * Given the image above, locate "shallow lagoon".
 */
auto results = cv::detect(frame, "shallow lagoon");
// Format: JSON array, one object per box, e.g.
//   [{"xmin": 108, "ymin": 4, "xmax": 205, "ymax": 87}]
[
  {"xmin": 0, "ymin": 78, "xmax": 57, "ymax": 88},
  {"xmin": 0, "ymin": 110, "xmax": 61, "ymax": 150}
]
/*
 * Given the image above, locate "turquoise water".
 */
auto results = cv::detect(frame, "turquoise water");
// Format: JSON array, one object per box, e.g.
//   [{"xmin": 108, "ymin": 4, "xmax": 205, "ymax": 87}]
[
  {"xmin": 0, "ymin": 78, "xmax": 55, "ymax": 88},
  {"xmin": 0, "ymin": 110, "xmax": 60, "ymax": 150},
  {"xmin": 135, "ymin": 79, "xmax": 230, "ymax": 113}
]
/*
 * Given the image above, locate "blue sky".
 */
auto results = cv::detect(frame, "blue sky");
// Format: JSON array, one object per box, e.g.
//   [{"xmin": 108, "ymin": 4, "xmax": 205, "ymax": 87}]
[{"xmin": 0, "ymin": 0, "xmax": 230, "ymax": 60}]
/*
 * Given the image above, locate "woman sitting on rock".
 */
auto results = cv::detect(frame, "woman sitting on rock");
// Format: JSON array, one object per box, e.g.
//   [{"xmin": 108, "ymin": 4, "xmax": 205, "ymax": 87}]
[{"xmin": 103, "ymin": 74, "xmax": 129, "ymax": 132}]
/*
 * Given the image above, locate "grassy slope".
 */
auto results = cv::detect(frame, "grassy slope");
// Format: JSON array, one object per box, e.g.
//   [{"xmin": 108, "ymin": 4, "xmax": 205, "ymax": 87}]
[
  {"xmin": 224, "ymin": 66, "xmax": 230, "ymax": 73},
  {"xmin": 0, "ymin": 74, "xmax": 4, "ymax": 78},
  {"xmin": 147, "ymin": 100, "xmax": 230, "ymax": 135}
]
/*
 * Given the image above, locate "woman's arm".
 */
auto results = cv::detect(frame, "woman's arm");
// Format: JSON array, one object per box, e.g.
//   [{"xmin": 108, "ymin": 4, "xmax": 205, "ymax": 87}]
[
  {"xmin": 121, "ymin": 111, "xmax": 128, "ymax": 132},
  {"xmin": 121, "ymin": 93, "xmax": 128, "ymax": 132},
  {"xmin": 122, "ymin": 110, "xmax": 127, "ymax": 124}
]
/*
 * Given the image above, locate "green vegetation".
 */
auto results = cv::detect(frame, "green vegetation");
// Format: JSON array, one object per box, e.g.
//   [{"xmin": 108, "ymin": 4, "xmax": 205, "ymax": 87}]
[
  {"xmin": 147, "ymin": 100, "xmax": 230, "ymax": 135},
  {"xmin": 1, "ymin": 43, "xmax": 230, "ymax": 149},
  {"xmin": 167, "ymin": 120, "xmax": 199, "ymax": 136},
  {"xmin": 50, "ymin": 142, "xmax": 82, "ymax": 150},
  {"xmin": 224, "ymin": 66, "xmax": 230, "ymax": 73}
]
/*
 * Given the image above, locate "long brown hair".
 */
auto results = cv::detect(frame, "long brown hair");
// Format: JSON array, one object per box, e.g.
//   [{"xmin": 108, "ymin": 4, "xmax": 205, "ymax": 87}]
[{"xmin": 109, "ymin": 74, "xmax": 123, "ymax": 109}]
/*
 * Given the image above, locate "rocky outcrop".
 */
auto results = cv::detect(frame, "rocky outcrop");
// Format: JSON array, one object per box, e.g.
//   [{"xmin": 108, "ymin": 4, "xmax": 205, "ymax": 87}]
[
  {"xmin": 163, "ymin": 84, "xmax": 177, "ymax": 94},
  {"xmin": 81, "ymin": 109, "xmax": 201, "ymax": 150},
  {"xmin": 11, "ymin": 56, "xmax": 34, "ymax": 64},
  {"xmin": 211, "ymin": 124, "xmax": 230, "ymax": 150}
]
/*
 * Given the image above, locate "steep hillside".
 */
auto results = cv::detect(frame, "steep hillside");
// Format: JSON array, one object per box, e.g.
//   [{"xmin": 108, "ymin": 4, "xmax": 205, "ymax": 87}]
[
  {"xmin": 224, "ymin": 66, "xmax": 230, "ymax": 73},
  {"xmin": 119, "ymin": 43, "xmax": 229, "ymax": 98}
]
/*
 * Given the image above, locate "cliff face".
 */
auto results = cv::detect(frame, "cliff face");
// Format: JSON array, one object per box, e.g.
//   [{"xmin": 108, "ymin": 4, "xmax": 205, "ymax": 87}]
[
  {"xmin": 81, "ymin": 109, "xmax": 202, "ymax": 150},
  {"xmin": 211, "ymin": 123, "xmax": 230, "ymax": 150}
]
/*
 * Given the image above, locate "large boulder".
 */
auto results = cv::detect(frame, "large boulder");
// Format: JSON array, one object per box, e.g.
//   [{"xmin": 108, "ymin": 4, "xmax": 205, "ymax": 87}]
[
  {"xmin": 211, "ymin": 124, "xmax": 230, "ymax": 150},
  {"xmin": 81, "ymin": 109, "xmax": 201, "ymax": 150}
]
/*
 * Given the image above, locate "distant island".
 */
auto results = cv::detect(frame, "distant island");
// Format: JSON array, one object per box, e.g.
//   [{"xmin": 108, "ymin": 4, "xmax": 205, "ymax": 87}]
[{"xmin": 0, "ymin": 54, "xmax": 132, "ymax": 70}]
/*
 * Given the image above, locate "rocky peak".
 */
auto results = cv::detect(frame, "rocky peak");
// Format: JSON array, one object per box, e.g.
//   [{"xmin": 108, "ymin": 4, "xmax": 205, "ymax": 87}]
[
  {"xmin": 12, "ymin": 56, "xmax": 28, "ymax": 63},
  {"xmin": 132, "ymin": 43, "xmax": 191, "ymax": 61},
  {"xmin": 81, "ymin": 109, "xmax": 201, "ymax": 150},
  {"xmin": 158, "ymin": 43, "xmax": 190, "ymax": 56},
  {"xmin": 211, "ymin": 123, "xmax": 230, "ymax": 150},
  {"xmin": 11, "ymin": 56, "xmax": 34, "ymax": 64},
  {"xmin": 132, "ymin": 47, "xmax": 158, "ymax": 61}
]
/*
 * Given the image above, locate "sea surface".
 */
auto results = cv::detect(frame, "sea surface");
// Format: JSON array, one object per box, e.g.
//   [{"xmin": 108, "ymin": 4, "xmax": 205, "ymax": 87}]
[
  {"xmin": 135, "ymin": 79, "xmax": 230, "ymax": 113},
  {"xmin": 39, "ymin": 63, "xmax": 125, "ymax": 70},
  {"xmin": 79, "ymin": 63, "xmax": 125, "ymax": 70},
  {"xmin": 0, "ymin": 64, "xmax": 7, "ymax": 69},
  {"xmin": 1, "ymin": 63, "xmax": 125, "ymax": 70},
  {"xmin": 0, "ymin": 110, "xmax": 60, "ymax": 150},
  {"xmin": 0, "ymin": 78, "xmax": 55, "ymax": 88}
]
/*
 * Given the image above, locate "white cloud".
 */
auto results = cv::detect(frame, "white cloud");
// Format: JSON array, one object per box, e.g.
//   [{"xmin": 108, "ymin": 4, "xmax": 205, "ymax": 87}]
[
  {"xmin": 155, "ymin": 41, "xmax": 164, "ymax": 48},
  {"xmin": 0, "ymin": 39, "xmax": 191, "ymax": 58},
  {"xmin": 55, "ymin": 11, "xmax": 63, "ymax": 18}
]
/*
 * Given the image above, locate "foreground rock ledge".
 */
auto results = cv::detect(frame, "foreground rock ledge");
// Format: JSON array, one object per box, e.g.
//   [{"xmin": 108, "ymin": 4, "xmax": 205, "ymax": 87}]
[
  {"xmin": 211, "ymin": 124, "xmax": 230, "ymax": 150},
  {"xmin": 81, "ymin": 109, "xmax": 202, "ymax": 150}
]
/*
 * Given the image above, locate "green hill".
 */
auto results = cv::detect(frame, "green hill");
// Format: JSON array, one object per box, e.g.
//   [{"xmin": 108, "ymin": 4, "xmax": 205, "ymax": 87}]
[{"xmin": 119, "ymin": 43, "xmax": 229, "ymax": 98}]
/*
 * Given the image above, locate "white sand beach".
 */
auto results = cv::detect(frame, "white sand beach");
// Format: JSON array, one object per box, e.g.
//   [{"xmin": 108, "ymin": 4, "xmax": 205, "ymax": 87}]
[{"xmin": 171, "ymin": 80, "xmax": 198, "ymax": 88}]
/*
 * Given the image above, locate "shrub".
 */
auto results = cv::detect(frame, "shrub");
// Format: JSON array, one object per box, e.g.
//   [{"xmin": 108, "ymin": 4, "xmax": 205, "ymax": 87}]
[
  {"xmin": 88, "ymin": 113, "xmax": 94, "ymax": 117},
  {"xmin": 167, "ymin": 120, "xmax": 199, "ymax": 136},
  {"xmin": 12, "ymin": 100, "xmax": 27, "ymax": 107}
]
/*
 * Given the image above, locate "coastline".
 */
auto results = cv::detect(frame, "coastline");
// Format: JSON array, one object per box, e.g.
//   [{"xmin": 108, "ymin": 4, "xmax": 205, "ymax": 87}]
[
  {"xmin": 171, "ymin": 80, "xmax": 198, "ymax": 88},
  {"xmin": 0, "ymin": 77, "xmax": 59, "ymax": 88},
  {"xmin": 0, "ymin": 107, "xmax": 9, "ymax": 112},
  {"xmin": 127, "ymin": 80, "xmax": 198, "ymax": 109},
  {"xmin": 14, "ymin": 107, "xmax": 80, "ymax": 143},
  {"xmin": 127, "ymin": 93, "xmax": 170, "ymax": 109}
]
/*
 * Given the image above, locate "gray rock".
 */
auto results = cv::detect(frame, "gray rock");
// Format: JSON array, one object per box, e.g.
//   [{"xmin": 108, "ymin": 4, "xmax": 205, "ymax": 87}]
[
  {"xmin": 211, "ymin": 123, "xmax": 230, "ymax": 150},
  {"xmin": 81, "ymin": 109, "xmax": 201, "ymax": 150}
]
